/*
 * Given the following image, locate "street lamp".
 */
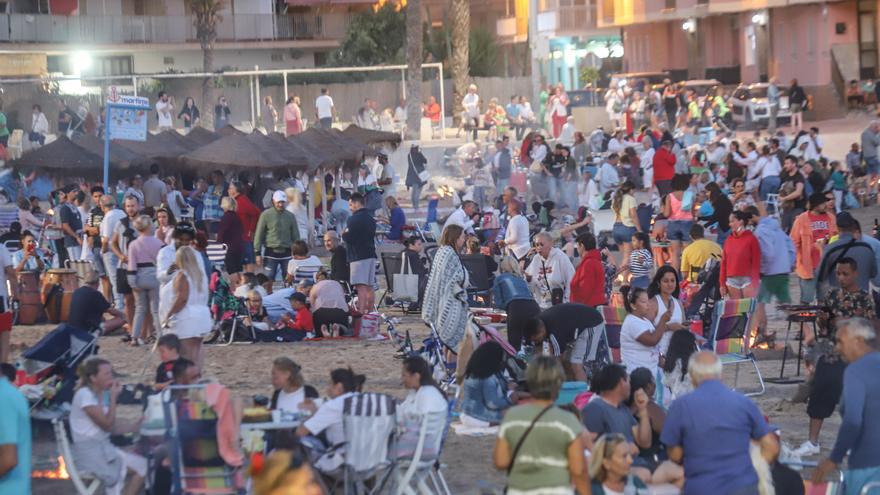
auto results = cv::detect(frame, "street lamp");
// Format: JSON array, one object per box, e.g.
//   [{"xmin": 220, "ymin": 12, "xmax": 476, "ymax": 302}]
[
  {"xmin": 751, "ymin": 11, "xmax": 767, "ymax": 26},
  {"xmin": 681, "ymin": 18, "xmax": 696, "ymax": 33}
]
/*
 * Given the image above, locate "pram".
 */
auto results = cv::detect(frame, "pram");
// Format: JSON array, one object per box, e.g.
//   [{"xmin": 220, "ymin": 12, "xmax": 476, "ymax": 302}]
[
  {"xmin": 18, "ymin": 323, "xmax": 98, "ymax": 407},
  {"xmin": 684, "ymin": 258, "xmax": 723, "ymax": 333},
  {"xmin": 472, "ymin": 322, "xmax": 528, "ymax": 384},
  {"xmin": 205, "ymin": 272, "xmax": 255, "ymax": 345}
]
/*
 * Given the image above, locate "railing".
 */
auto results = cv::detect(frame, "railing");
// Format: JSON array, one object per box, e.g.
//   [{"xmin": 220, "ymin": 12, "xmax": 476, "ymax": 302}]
[
  {"xmin": 557, "ymin": 5, "xmax": 594, "ymax": 30},
  {"xmin": 0, "ymin": 13, "xmax": 349, "ymax": 44}
]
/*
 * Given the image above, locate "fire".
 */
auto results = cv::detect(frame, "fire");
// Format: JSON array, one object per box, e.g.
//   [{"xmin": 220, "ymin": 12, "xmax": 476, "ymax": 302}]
[
  {"xmin": 32, "ymin": 456, "xmax": 70, "ymax": 480},
  {"xmin": 437, "ymin": 185, "xmax": 454, "ymax": 198}
]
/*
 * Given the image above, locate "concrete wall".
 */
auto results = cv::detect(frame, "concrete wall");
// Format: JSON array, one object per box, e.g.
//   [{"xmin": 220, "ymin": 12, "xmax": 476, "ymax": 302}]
[
  {"xmin": 128, "ymin": 48, "xmax": 320, "ymax": 73},
  {"xmin": 622, "ymin": 21, "xmax": 689, "ymax": 72}
]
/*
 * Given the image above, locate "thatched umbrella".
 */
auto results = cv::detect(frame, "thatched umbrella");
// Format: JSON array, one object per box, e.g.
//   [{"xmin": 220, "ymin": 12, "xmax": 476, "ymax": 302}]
[
  {"xmin": 11, "ymin": 136, "xmax": 103, "ymax": 176},
  {"xmin": 295, "ymin": 128, "xmax": 370, "ymax": 164},
  {"xmin": 185, "ymin": 127, "xmax": 222, "ymax": 148},
  {"xmin": 115, "ymin": 132, "xmax": 189, "ymax": 161},
  {"xmin": 72, "ymin": 135, "xmax": 147, "ymax": 171},
  {"xmin": 216, "ymin": 125, "xmax": 245, "ymax": 137},
  {"xmin": 342, "ymin": 124, "xmax": 402, "ymax": 148},
  {"xmin": 245, "ymin": 132, "xmax": 313, "ymax": 172},
  {"xmin": 181, "ymin": 133, "xmax": 289, "ymax": 172},
  {"xmin": 155, "ymin": 130, "xmax": 201, "ymax": 152}
]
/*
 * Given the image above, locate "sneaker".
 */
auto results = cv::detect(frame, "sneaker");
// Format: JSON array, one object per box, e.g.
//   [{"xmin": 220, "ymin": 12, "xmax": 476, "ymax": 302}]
[{"xmin": 793, "ymin": 440, "xmax": 821, "ymax": 456}]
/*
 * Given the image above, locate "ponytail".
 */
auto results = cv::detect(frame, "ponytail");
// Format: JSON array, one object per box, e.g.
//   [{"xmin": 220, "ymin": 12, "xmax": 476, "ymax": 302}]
[
  {"xmin": 620, "ymin": 284, "xmax": 647, "ymax": 313},
  {"xmin": 330, "ymin": 367, "xmax": 366, "ymax": 393}
]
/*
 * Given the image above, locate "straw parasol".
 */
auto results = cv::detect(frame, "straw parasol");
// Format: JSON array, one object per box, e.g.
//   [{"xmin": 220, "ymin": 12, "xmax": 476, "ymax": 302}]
[
  {"xmin": 245, "ymin": 132, "xmax": 314, "ymax": 172},
  {"xmin": 185, "ymin": 127, "xmax": 223, "ymax": 148},
  {"xmin": 341, "ymin": 124, "xmax": 402, "ymax": 147},
  {"xmin": 181, "ymin": 133, "xmax": 290, "ymax": 172},
  {"xmin": 72, "ymin": 135, "xmax": 147, "ymax": 171},
  {"xmin": 11, "ymin": 136, "xmax": 104, "ymax": 175}
]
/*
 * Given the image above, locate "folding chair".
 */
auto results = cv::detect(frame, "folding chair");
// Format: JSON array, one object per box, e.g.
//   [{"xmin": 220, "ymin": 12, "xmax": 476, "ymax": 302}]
[
  {"xmin": 601, "ymin": 305, "xmax": 627, "ymax": 364},
  {"xmin": 395, "ymin": 410, "xmax": 449, "ymax": 495},
  {"xmin": 380, "ymin": 251, "xmax": 417, "ymax": 313},
  {"xmin": 161, "ymin": 385, "xmax": 242, "ymax": 494},
  {"xmin": 338, "ymin": 392, "xmax": 398, "ymax": 495},
  {"xmin": 52, "ymin": 417, "xmax": 101, "ymax": 495},
  {"xmin": 205, "ymin": 242, "xmax": 227, "ymax": 271},
  {"xmin": 705, "ymin": 298, "xmax": 765, "ymax": 396},
  {"xmin": 460, "ymin": 254, "xmax": 492, "ymax": 307},
  {"xmin": 290, "ymin": 264, "xmax": 322, "ymax": 286}
]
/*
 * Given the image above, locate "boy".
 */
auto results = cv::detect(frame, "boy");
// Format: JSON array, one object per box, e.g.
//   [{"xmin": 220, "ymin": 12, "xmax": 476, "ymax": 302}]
[
  {"xmin": 155, "ymin": 334, "xmax": 181, "ymax": 390},
  {"xmin": 276, "ymin": 293, "xmax": 314, "ymax": 339}
]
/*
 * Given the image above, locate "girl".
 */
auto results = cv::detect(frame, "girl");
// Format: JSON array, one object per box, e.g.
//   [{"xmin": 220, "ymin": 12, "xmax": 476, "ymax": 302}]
[
  {"xmin": 720, "ymin": 211, "xmax": 761, "ymax": 299},
  {"xmin": 611, "ymin": 180, "xmax": 640, "ymax": 267},
  {"xmin": 647, "ymin": 265, "xmax": 687, "ymax": 356},
  {"xmin": 627, "ymin": 232, "xmax": 653, "ymax": 289}
]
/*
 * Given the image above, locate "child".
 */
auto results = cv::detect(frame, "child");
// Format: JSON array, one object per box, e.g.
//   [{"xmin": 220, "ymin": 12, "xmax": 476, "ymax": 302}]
[
  {"xmin": 845, "ymin": 142, "xmax": 862, "ymax": 172},
  {"xmin": 275, "ymin": 293, "xmax": 314, "ymax": 340},
  {"xmin": 155, "ymin": 334, "xmax": 181, "ymax": 390},
  {"xmin": 244, "ymin": 290, "xmax": 271, "ymax": 331},
  {"xmin": 628, "ymin": 231, "xmax": 653, "ymax": 289}
]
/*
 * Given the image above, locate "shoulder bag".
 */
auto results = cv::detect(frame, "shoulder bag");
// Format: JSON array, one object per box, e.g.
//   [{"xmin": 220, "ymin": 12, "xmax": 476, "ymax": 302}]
[
  {"xmin": 504, "ymin": 404, "xmax": 554, "ymax": 493},
  {"xmin": 392, "ymin": 254, "xmax": 420, "ymax": 302},
  {"xmin": 409, "ymin": 154, "xmax": 430, "ymax": 184}
]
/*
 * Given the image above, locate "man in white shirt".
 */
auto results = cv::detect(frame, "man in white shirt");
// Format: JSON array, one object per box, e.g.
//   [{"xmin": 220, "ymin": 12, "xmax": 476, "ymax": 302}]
[
  {"xmin": 157, "ymin": 223, "xmax": 197, "ymax": 286},
  {"xmin": 393, "ymin": 98, "xmax": 406, "ymax": 130},
  {"xmin": 443, "ymin": 200, "xmax": 477, "ymax": 235},
  {"xmin": 99, "ymin": 195, "xmax": 127, "ymax": 310},
  {"xmin": 801, "ymin": 127, "xmax": 823, "ymax": 161},
  {"xmin": 597, "ymin": 154, "xmax": 621, "ymax": 197},
  {"xmin": 462, "ymin": 84, "xmax": 480, "ymax": 141},
  {"xmin": 500, "ymin": 200, "xmax": 530, "ymax": 260},
  {"xmin": 155, "ymin": 91, "xmax": 174, "ymax": 131},
  {"xmin": 315, "ymin": 88, "xmax": 336, "ymax": 129},
  {"xmin": 558, "ymin": 116, "xmax": 577, "ymax": 147},
  {"xmin": 640, "ymin": 140, "xmax": 655, "ymax": 191}
]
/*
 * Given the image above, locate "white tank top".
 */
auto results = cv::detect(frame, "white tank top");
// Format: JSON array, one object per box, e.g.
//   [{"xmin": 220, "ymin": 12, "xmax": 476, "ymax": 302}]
[{"xmin": 653, "ymin": 294, "xmax": 683, "ymax": 355}]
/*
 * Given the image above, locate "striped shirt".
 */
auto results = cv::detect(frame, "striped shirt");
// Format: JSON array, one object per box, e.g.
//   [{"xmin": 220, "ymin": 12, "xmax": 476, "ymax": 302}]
[{"xmin": 629, "ymin": 248, "xmax": 653, "ymax": 278}]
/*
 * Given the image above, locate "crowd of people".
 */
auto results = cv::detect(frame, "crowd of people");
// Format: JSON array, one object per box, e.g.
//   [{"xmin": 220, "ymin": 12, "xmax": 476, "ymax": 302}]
[{"xmin": 2, "ymin": 79, "xmax": 880, "ymax": 495}]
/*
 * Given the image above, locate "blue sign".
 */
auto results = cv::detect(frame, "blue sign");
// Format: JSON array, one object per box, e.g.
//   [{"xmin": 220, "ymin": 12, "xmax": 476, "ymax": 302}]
[{"xmin": 103, "ymin": 89, "xmax": 151, "ymax": 189}]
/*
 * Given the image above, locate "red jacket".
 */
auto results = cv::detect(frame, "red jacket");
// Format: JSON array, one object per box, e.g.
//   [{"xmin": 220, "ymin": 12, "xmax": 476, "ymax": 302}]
[
  {"xmin": 284, "ymin": 307, "xmax": 313, "ymax": 332},
  {"xmin": 569, "ymin": 249, "xmax": 606, "ymax": 307},
  {"xmin": 234, "ymin": 194, "xmax": 261, "ymax": 242},
  {"xmin": 719, "ymin": 229, "xmax": 761, "ymax": 287},
  {"xmin": 653, "ymin": 147, "xmax": 676, "ymax": 183}
]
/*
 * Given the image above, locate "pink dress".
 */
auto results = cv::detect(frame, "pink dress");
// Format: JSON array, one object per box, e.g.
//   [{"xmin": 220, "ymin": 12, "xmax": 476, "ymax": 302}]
[{"xmin": 284, "ymin": 103, "xmax": 302, "ymax": 136}]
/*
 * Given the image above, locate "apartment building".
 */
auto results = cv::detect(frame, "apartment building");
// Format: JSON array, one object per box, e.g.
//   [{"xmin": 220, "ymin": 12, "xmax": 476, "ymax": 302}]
[
  {"xmin": 0, "ymin": 0, "xmax": 367, "ymax": 78},
  {"xmin": 599, "ymin": 0, "xmax": 871, "ymax": 114}
]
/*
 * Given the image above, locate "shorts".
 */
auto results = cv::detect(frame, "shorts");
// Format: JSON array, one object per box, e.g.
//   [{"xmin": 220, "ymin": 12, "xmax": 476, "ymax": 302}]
[
  {"xmin": 116, "ymin": 267, "xmax": 133, "ymax": 295},
  {"xmin": 790, "ymin": 102, "xmax": 803, "ymax": 113},
  {"xmin": 612, "ymin": 223, "xmax": 637, "ymax": 245},
  {"xmin": 350, "ymin": 258, "xmax": 377, "ymax": 287},
  {"xmin": 799, "ymin": 277, "xmax": 816, "ymax": 304},
  {"xmin": 758, "ymin": 274, "xmax": 791, "ymax": 304},
  {"xmin": 726, "ymin": 276, "xmax": 752, "ymax": 290},
  {"xmin": 630, "ymin": 275, "xmax": 650, "ymax": 289},
  {"xmin": 807, "ymin": 355, "xmax": 845, "ymax": 419},
  {"xmin": 225, "ymin": 251, "xmax": 243, "ymax": 274},
  {"xmin": 569, "ymin": 323, "xmax": 606, "ymax": 365},
  {"xmin": 666, "ymin": 220, "xmax": 692, "ymax": 242},
  {"xmin": 655, "ymin": 180, "xmax": 673, "ymax": 197},
  {"xmin": 241, "ymin": 241, "xmax": 255, "ymax": 265}
]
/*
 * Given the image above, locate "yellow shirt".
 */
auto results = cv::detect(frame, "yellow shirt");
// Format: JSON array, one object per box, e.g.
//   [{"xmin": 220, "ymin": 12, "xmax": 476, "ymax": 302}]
[
  {"xmin": 615, "ymin": 194, "xmax": 637, "ymax": 228},
  {"xmin": 681, "ymin": 238, "xmax": 722, "ymax": 282}
]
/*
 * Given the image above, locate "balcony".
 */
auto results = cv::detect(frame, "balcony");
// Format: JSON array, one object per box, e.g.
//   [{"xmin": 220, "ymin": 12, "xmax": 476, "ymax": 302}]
[
  {"xmin": 538, "ymin": 1, "xmax": 612, "ymax": 36},
  {"xmin": 496, "ymin": 15, "xmax": 528, "ymax": 43},
  {"xmin": 0, "ymin": 13, "xmax": 351, "ymax": 45}
]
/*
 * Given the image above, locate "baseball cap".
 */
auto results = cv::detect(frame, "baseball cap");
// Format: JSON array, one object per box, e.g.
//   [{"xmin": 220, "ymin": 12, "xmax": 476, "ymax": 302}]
[{"xmin": 272, "ymin": 190, "xmax": 287, "ymax": 203}]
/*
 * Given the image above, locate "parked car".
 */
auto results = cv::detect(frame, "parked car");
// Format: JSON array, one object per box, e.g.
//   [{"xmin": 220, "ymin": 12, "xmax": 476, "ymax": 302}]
[
  {"xmin": 730, "ymin": 83, "xmax": 790, "ymax": 126},
  {"xmin": 611, "ymin": 72, "xmax": 672, "ymax": 92}
]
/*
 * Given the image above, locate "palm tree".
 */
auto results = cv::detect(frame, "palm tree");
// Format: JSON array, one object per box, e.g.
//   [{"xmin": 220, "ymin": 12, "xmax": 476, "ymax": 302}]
[
  {"xmin": 191, "ymin": 0, "xmax": 224, "ymax": 129},
  {"xmin": 450, "ymin": 0, "xmax": 470, "ymax": 122},
  {"xmin": 404, "ymin": 0, "xmax": 423, "ymax": 140}
]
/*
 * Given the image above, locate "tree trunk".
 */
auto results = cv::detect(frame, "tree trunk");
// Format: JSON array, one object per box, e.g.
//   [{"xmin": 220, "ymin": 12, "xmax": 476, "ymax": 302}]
[
  {"xmin": 202, "ymin": 46, "xmax": 214, "ymax": 130},
  {"xmin": 404, "ymin": 0, "xmax": 423, "ymax": 141},
  {"xmin": 450, "ymin": 0, "xmax": 470, "ymax": 125}
]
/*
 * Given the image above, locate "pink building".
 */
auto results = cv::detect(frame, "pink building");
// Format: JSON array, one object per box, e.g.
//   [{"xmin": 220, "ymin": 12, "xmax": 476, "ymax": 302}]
[{"xmin": 600, "ymin": 0, "xmax": 869, "ymax": 116}]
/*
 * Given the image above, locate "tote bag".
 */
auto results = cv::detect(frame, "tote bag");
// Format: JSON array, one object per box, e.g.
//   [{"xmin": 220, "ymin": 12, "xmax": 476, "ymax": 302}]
[{"xmin": 392, "ymin": 254, "xmax": 420, "ymax": 302}]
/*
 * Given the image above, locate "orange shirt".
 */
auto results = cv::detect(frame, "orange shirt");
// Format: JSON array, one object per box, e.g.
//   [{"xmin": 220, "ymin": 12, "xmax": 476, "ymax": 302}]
[{"xmin": 424, "ymin": 102, "xmax": 441, "ymax": 122}]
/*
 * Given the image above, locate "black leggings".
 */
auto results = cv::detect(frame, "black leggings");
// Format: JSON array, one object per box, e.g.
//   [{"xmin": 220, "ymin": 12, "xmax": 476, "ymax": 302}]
[
  {"xmin": 505, "ymin": 299, "xmax": 541, "ymax": 351},
  {"xmin": 312, "ymin": 308, "xmax": 350, "ymax": 337}
]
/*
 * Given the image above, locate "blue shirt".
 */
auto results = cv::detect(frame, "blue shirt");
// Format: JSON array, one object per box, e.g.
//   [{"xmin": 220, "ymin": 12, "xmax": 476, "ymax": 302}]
[
  {"xmin": 491, "ymin": 273, "xmax": 534, "ymax": 310},
  {"xmin": 755, "ymin": 217, "xmax": 795, "ymax": 275},
  {"xmin": 660, "ymin": 380, "xmax": 770, "ymax": 495},
  {"xmin": 505, "ymin": 103, "xmax": 520, "ymax": 119},
  {"xmin": 387, "ymin": 206, "xmax": 406, "ymax": 241},
  {"xmin": 830, "ymin": 352, "xmax": 880, "ymax": 468},
  {"xmin": 0, "ymin": 378, "xmax": 31, "ymax": 494},
  {"xmin": 858, "ymin": 234, "xmax": 880, "ymax": 287},
  {"xmin": 263, "ymin": 288, "xmax": 296, "ymax": 322}
]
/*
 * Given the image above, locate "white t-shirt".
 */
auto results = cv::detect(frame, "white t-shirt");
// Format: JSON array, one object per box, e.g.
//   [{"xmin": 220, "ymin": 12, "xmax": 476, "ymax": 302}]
[
  {"xmin": 316, "ymin": 95, "xmax": 335, "ymax": 119},
  {"xmin": 0, "ymin": 244, "xmax": 10, "ymax": 299},
  {"xmin": 504, "ymin": 214, "xmax": 531, "ymax": 259},
  {"xmin": 620, "ymin": 314, "xmax": 659, "ymax": 375},
  {"xmin": 100, "ymin": 208, "xmax": 126, "ymax": 241},
  {"xmin": 399, "ymin": 386, "xmax": 447, "ymax": 417},
  {"xmin": 156, "ymin": 100, "xmax": 174, "ymax": 128},
  {"xmin": 275, "ymin": 387, "xmax": 306, "ymax": 413},
  {"xmin": 443, "ymin": 207, "xmax": 474, "ymax": 234},
  {"xmin": 70, "ymin": 387, "xmax": 109, "ymax": 443},
  {"xmin": 462, "ymin": 93, "xmax": 480, "ymax": 118},
  {"xmin": 303, "ymin": 391, "xmax": 355, "ymax": 470}
]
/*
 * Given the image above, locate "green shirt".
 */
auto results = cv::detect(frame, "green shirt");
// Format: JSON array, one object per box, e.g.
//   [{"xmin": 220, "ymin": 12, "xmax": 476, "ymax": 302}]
[
  {"xmin": 253, "ymin": 207, "xmax": 299, "ymax": 253},
  {"xmin": 714, "ymin": 95, "xmax": 729, "ymax": 117},
  {"xmin": 0, "ymin": 112, "xmax": 9, "ymax": 137},
  {"xmin": 498, "ymin": 403, "xmax": 583, "ymax": 493}
]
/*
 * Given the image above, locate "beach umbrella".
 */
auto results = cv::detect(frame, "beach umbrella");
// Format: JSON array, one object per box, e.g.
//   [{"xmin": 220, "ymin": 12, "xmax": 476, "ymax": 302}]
[{"xmin": 342, "ymin": 124, "xmax": 402, "ymax": 147}]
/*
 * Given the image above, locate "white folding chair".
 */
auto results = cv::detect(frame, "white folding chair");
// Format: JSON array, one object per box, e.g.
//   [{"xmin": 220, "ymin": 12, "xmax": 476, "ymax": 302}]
[
  {"xmin": 337, "ymin": 393, "xmax": 398, "ymax": 495},
  {"xmin": 52, "ymin": 418, "xmax": 101, "ymax": 495},
  {"xmin": 395, "ymin": 410, "xmax": 450, "ymax": 495}
]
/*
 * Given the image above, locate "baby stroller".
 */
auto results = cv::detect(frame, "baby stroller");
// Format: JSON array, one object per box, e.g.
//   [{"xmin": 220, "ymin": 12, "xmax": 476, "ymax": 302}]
[
  {"xmin": 205, "ymin": 272, "xmax": 255, "ymax": 345},
  {"xmin": 472, "ymin": 322, "xmax": 528, "ymax": 384},
  {"xmin": 18, "ymin": 323, "xmax": 98, "ymax": 407},
  {"xmin": 684, "ymin": 257, "xmax": 722, "ymax": 333}
]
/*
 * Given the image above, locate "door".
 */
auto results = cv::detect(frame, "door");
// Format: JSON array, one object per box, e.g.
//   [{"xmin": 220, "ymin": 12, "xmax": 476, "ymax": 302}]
[{"xmin": 858, "ymin": 0, "xmax": 878, "ymax": 79}]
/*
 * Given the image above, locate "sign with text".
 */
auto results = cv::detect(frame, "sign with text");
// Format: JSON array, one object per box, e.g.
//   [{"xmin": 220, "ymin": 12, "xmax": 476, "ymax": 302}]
[
  {"xmin": 107, "ymin": 86, "xmax": 150, "ymax": 108},
  {"xmin": 107, "ymin": 106, "xmax": 149, "ymax": 142}
]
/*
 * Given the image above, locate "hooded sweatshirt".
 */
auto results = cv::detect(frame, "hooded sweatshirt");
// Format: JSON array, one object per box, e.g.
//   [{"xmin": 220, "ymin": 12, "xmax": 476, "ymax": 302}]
[
  {"xmin": 755, "ymin": 217, "xmax": 796, "ymax": 276},
  {"xmin": 570, "ymin": 249, "xmax": 606, "ymax": 307},
  {"xmin": 525, "ymin": 247, "xmax": 576, "ymax": 309}
]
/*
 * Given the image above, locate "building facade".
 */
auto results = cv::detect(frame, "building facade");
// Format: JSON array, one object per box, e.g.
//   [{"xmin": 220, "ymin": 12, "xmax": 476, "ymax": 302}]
[{"xmin": 599, "ymin": 0, "xmax": 869, "ymax": 114}]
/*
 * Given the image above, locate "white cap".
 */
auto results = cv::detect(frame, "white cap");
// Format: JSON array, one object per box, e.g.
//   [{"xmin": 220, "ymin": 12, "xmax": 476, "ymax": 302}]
[{"xmin": 272, "ymin": 190, "xmax": 287, "ymax": 203}]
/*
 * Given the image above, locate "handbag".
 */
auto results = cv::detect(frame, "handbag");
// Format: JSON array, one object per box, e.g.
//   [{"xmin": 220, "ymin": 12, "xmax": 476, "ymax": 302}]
[
  {"xmin": 392, "ymin": 254, "xmax": 420, "ymax": 302},
  {"xmin": 529, "ymin": 160, "xmax": 544, "ymax": 173},
  {"xmin": 409, "ymin": 155, "xmax": 430, "ymax": 184},
  {"xmin": 504, "ymin": 404, "xmax": 554, "ymax": 493},
  {"xmin": 541, "ymin": 260, "xmax": 564, "ymax": 306}
]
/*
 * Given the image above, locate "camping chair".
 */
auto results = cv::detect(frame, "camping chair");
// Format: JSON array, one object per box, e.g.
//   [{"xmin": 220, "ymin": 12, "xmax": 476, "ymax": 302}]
[
  {"xmin": 601, "ymin": 305, "xmax": 627, "ymax": 364},
  {"xmin": 337, "ymin": 392, "xmax": 398, "ymax": 495},
  {"xmin": 705, "ymin": 298, "xmax": 765, "ymax": 397},
  {"xmin": 460, "ymin": 254, "xmax": 492, "ymax": 307},
  {"xmin": 395, "ymin": 410, "xmax": 449, "ymax": 495},
  {"xmin": 290, "ymin": 264, "xmax": 322, "ymax": 286},
  {"xmin": 53, "ymin": 417, "xmax": 101, "ymax": 495},
  {"xmin": 380, "ymin": 251, "xmax": 416, "ymax": 313},
  {"xmin": 161, "ymin": 385, "xmax": 242, "ymax": 495},
  {"xmin": 205, "ymin": 242, "xmax": 227, "ymax": 271}
]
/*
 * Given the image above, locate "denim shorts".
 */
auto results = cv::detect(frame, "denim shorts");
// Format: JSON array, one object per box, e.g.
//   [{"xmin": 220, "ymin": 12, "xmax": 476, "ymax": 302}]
[
  {"xmin": 612, "ymin": 223, "xmax": 637, "ymax": 245},
  {"xmin": 666, "ymin": 220, "xmax": 692, "ymax": 242}
]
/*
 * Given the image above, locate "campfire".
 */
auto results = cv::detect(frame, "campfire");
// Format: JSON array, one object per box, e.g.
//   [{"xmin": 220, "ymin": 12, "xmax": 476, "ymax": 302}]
[
  {"xmin": 436, "ymin": 184, "xmax": 455, "ymax": 199},
  {"xmin": 32, "ymin": 456, "xmax": 70, "ymax": 480}
]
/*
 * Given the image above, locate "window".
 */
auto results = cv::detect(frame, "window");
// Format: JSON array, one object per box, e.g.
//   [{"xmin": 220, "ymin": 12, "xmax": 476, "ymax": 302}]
[
  {"xmin": 163, "ymin": 56, "xmax": 175, "ymax": 65},
  {"xmin": 314, "ymin": 51, "xmax": 329, "ymax": 67},
  {"xmin": 271, "ymin": 53, "xmax": 284, "ymax": 62},
  {"xmin": 83, "ymin": 56, "xmax": 133, "ymax": 77},
  {"xmin": 47, "ymin": 55, "xmax": 72, "ymax": 74}
]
